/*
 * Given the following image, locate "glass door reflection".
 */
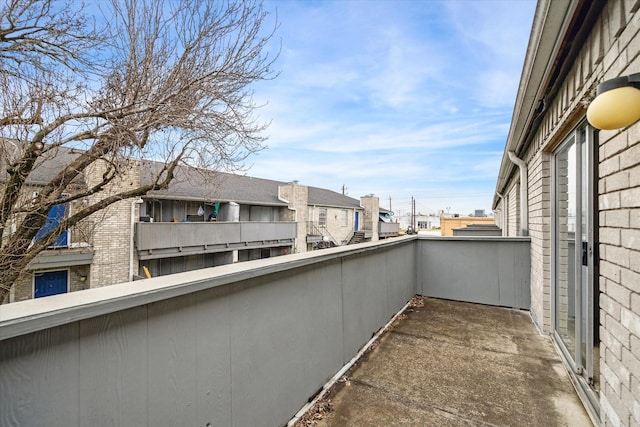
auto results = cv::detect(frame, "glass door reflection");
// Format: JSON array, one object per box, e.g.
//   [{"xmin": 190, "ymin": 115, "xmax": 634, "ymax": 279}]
[{"xmin": 555, "ymin": 137, "xmax": 577, "ymax": 357}]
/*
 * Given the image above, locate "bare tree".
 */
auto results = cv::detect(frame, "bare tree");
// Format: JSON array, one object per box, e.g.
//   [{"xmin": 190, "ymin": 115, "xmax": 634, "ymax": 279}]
[{"xmin": 0, "ymin": 0, "xmax": 277, "ymax": 302}]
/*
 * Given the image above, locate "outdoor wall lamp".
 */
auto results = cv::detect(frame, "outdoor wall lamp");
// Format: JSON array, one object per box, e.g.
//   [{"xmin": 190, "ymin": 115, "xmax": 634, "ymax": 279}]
[{"xmin": 587, "ymin": 72, "xmax": 640, "ymax": 130}]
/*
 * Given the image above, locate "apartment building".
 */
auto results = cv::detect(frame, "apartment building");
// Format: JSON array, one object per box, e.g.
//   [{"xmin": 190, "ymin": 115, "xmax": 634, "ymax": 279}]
[
  {"xmin": 5, "ymin": 154, "xmax": 394, "ymax": 303},
  {"xmin": 493, "ymin": 1, "xmax": 640, "ymax": 424}
]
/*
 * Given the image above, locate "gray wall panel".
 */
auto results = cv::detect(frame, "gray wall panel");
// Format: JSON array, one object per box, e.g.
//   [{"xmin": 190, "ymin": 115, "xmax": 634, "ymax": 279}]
[
  {"xmin": 417, "ymin": 237, "xmax": 530, "ymax": 309},
  {"xmin": 78, "ymin": 306, "xmax": 148, "ymax": 427},
  {"xmin": 389, "ymin": 242, "xmax": 417, "ymax": 309},
  {"xmin": 230, "ymin": 262, "xmax": 344, "ymax": 427},
  {"xmin": 0, "ymin": 323, "xmax": 80, "ymax": 427},
  {"xmin": 194, "ymin": 285, "xmax": 233, "ymax": 427},
  {"xmin": 342, "ymin": 251, "xmax": 393, "ymax": 360},
  {"xmin": 147, "ymin": 293, "xmax": 199, "ymax": 427}
]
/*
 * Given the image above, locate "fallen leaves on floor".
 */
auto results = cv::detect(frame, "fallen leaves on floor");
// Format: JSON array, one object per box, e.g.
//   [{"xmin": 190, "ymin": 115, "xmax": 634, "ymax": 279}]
[
  {"xmin": 409, "ymin": 296, "xmax": 425, "ymax": 308},
  {"xmin": 293, "ymin": 398, "xmax": 334, "ymax": 426}
]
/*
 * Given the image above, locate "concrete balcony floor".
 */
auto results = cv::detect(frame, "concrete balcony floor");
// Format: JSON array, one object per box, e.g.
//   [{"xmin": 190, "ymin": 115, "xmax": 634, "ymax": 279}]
[{"xmin": 300, "ymin": 297, "xmax": 592, "ymax": 426}]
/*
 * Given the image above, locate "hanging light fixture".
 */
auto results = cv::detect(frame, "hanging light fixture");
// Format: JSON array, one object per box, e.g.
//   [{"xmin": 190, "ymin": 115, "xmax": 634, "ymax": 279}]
[{"xmin": 587, "ymin": 72, "xmax": 640, "ymax": 130}]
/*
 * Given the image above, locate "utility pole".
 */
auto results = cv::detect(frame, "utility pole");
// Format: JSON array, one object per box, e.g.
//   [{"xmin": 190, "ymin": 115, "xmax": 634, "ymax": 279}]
[
  {"xmin": 411, "ymin": 196, "xmax": 416, "ymax": 229},
  {"xmin": 341, "ymin": 184, "xmax": 347, "ymax": 195},
  {"xmin": 388, "ymin": 195, "xmax": 392, "ymax": 212}
]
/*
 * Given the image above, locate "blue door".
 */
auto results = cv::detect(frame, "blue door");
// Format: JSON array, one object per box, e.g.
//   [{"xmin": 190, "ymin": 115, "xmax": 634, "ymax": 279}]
[
  {"xmin": 34, "ymin": 270, "xmax": 68, "ymax": 298},
  {"xmin": 34, "ymin": 203, "xmax": 68, "ymax": 247},
  {"xmin": 355, "ymin": 212, "xmax": 360, "ymax": 231}
]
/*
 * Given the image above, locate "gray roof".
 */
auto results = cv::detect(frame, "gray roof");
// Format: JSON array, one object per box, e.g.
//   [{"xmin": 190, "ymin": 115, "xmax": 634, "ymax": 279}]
[
  {"xmin": 142, "ymin": 160, "xmax": 362, "ymax": 209},
  {"xmin": 141, "ymin": 160, "xmax": 286, "ymax": 205},
  {"xmin": 0, "ymin": 141, "xmax": 85, "ymax": 189},
  {"xmin": 1, "ymin": 141, "xmax": 365, "ymax": 209},
  {"xmin": 307, "ymin": 187, "xmax": 361, "ymax": 209}
]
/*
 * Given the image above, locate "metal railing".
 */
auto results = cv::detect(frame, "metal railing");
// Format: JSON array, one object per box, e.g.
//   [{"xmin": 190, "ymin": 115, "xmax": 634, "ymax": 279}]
[{"xmin": 306, "ymin": 221, "xmax": 339, "ymax": 245}]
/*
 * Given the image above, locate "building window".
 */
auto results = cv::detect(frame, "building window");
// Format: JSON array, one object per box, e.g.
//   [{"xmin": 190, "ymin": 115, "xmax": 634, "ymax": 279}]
[
  {"xmin": 34, "ymin": 200, "xmax": 69, "ymax": 247},
  {"xmin": 340, "ymin": 210, "xmax": 348, "ymax": 227},
  {"xmin": 319, "ymin": 208, "xmax": 327, "ymax": 226}
]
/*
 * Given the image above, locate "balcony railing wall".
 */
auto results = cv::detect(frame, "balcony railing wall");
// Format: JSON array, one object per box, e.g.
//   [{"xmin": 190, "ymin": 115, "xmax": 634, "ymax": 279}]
[
  {"xmin": 0, "ymin": 236, "xmax": 530, "ymax": 427},
  {"xmin": 417, "ymin": 236, "xmax": 531, "ymax": 309},
  {"xmin": 135, "ymin": 221, "xmax": 297, "ymax": 259}
]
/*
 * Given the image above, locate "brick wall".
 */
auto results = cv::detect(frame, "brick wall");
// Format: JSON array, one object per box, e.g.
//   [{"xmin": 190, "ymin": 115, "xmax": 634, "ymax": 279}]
[
  {"xmin": 507, "ymin": 181, "xmax": 519, "ymax": 236},
  {"xmin": 278, "ymin": 183, "xmax": 308, "ymax": 252},
  {"xmin": 360, "ymin": 196, "xmax": 379, "ymax": 241},
  {"xmin": 528, "ymin": 151, "xmax": 552, "ymax": 331},
  {"xmin": 598, "ymin": 127, "xmax": 640, "ymax": 427},
  {"xmin": 85, "ymin": 160, "xmax": 141, "ymax": 287},
  {"xmin": 11, "ymin": 265, "xmax": 90, "ymax": 302},
  {"xmin": 589, "ymin": 2, "xmax": 640, "ymax": 425},
  {"xmin": 312, "ymin": 205, "xmax": 358, "ymax": 245}
]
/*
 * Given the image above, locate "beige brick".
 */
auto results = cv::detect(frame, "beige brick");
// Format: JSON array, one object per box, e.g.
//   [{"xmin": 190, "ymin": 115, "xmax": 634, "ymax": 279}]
[
  {"xmin": 600, "ymin": 179, "xmax": 607, "ymax": 195},
  {"xmin": 601, "ymin": 227, "xmax": 622, "ymax": 245},
  {"xmin": 604, "ymin": 244, "xmax": 630, "ymax": 268},
  {"xmin": 632, "ymin": 210, "xmax": 640, "ymax": 228},
  {"xmin": 606, "ymin": 313, "xmax": 631, "ymax": 348},
  {"xmin": 621, "ymin": 347, "xmax": 640, "ymax": 381},
  {"xmin": 629, "ymin": 375, "xmax": 640, "ymax": 407},
  {"xmin": 602, "ymin": 293, "xmax": 622, "ymax": 321},
  {"xmin": 633, "ymin": 397, "xmax": 640, "ymax": 426},
  {"xmin": 600, "ymin": 191, "xmax": 621, "ymax": 210},
  {"xmin": 630, "ymin": 165, "xmax": 640, "ymax": 186},
  {"xmin": 605, "ymin": 209, "xmax": 630, "ymax": 228},
  {"xmin": 620, "ymin": 384, "xmax": 640, "ymax": 425},
  {"xmin": 606, "ymin": 171, "xmax": 631, "ymax": 192},
  {"xmin": 601, "ymin": 393, "xmax": 624, "ymax": 427},
  {"xmin": 602, "ymin": 360, "xmax": 622, "ymax": 394},
  {"xmin": 602, "ymin": 326, "xmax": 624, "ymax": 360},
  {"xmin": 603, "ymin": 133, "xmax": 629, "ymax": 159},
  {"xmin": 630, "ymin": 118, "xmax": 640, "ymax": 144},
  {"xmin": 621, "ymin": 187, "xmax": 640, "ymax": 208},
  {"xmin": 601, "ymin": 155, "xmax": 620, "ymax": 178},
  {"xmin": 602, "ymin": 259, "xmax": 623, "ymax": 283},
  {"xmin": 621, "ymin": 229, "xmax": 640, "ymax": 251},
  {"xmin": 632, "ymin": 292, "xmax": 640, "ymax": 313},
  {"xmin": 621, "ymin": 307, "xmax": 640, "ymax": 337},
  {"xmin": 608, "ymin": 280, "xmax": 632, "ymax": 307},
  {"xmin": 631, "ymin": 335, "xmax": 640, "ymax": 361},
  {"xmin": 621, "ymin": 269, "xmax": 640, "ymax": 293},
  {"xmin": 620, "ymin": 142, "xmax": 640, "ymax": 169}
]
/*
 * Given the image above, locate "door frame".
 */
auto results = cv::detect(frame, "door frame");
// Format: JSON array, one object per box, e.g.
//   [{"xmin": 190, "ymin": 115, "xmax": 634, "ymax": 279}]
[
  {"xmin": 33, "ymin": 268, "xmax": 70, "ymax": 298},
  {"xmin": 550, "ymin": 120, "xmax": 599, "ymax": 416}
]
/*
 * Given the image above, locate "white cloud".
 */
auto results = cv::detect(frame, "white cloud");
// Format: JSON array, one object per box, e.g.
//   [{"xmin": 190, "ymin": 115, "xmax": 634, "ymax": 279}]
[{"xmin": 248, "ymin": 0, "xmax": 536, "ymax": 215}]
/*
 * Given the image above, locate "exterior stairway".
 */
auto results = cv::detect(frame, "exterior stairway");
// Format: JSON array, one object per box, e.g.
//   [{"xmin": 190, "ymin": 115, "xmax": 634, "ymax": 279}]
[{"xmin": 348, "ymin": 231, "xmax": 365, "ymax": 245}]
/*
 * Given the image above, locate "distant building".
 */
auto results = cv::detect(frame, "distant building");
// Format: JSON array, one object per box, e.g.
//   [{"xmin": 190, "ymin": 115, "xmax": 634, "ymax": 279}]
[
  {"xmin": 439, "ymin": 211, "xmax": 495, "ymax": 237},
  {"xmin": 398, "ymin": 213, "xmax": 440, "ymax": 231}
]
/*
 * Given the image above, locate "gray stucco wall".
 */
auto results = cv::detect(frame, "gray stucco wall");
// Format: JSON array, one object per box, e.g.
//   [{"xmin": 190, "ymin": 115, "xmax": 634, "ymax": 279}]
[
  {"xmin": 0, "ymin": 238, "xmax": 416, "ymax": 427},
  {"xmin": 0, "ymin": 235, "xmax": 533, "ymax": 426},
  {"xmin": 417, "ymin": 236, "xmax": 531, "ymax": 309}
]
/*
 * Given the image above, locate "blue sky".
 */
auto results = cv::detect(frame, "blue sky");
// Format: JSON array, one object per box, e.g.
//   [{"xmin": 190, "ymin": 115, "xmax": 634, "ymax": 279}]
[{"xmin": 247, "ymin": 0, "xmax": 536, "ymax": 217}]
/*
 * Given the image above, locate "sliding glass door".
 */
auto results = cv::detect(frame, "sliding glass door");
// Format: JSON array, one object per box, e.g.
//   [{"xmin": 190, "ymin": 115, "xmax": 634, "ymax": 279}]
[{"xmin": 553, "ymin": 121, "xmax": 599, "ymax": 408}]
